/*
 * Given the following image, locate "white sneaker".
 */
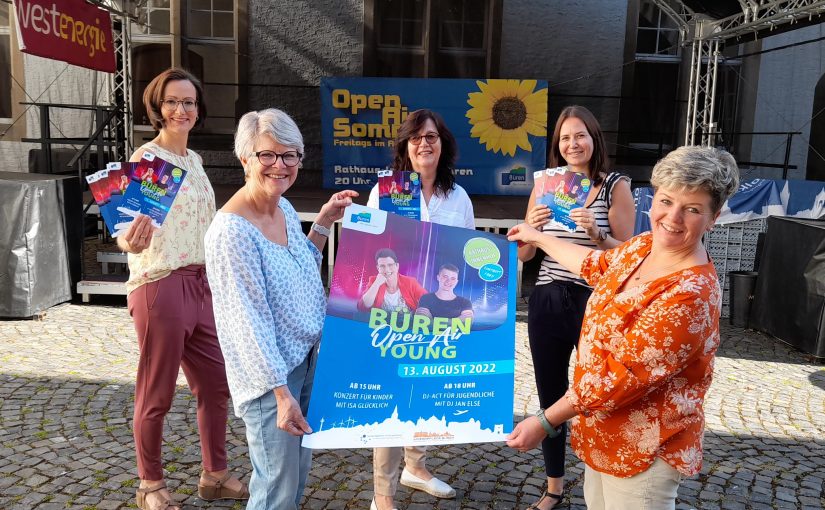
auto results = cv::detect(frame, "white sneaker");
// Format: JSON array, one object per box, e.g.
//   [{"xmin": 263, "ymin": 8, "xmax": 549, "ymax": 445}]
[
  {"xmin": 370, "ymin": 497, "xmax": 398, "ymax": 510},
  {"xmin": 399, "ymin": 468, "xmax": 456, "ymax": 498}
]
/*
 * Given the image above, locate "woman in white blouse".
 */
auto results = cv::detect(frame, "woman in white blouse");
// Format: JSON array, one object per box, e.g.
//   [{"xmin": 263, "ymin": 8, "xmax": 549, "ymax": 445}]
[
  {"xmin": 367, "ymin": 109, "xmax": 474, "ymax": 229},
  {"xmin": 367, "ymin": 109, "xmax": 474, "ymax": 510}
]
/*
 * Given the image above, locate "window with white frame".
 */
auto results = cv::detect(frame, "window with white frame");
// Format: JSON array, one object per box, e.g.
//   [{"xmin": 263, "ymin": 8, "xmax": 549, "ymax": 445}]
[
  {"xmin": 187, "ymin": 0, "xmax": 233, "ymax": 38},
  {"xmin": 134, "ymin": 0, "xmax": 172, "ymax": 36},
  {"xmin": 636, "ymin": 0, "xmax": 680, "ymax": 61},
  {"xmin": 131, "ymin": 0, "xmax": 241, "ymax": 134}
]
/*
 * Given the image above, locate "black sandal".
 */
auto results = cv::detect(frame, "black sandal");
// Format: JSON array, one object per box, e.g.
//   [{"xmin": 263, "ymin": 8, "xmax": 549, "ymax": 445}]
[{"xmin": 527, "ymin": 489, "xmax": 565, "ymax": 509}]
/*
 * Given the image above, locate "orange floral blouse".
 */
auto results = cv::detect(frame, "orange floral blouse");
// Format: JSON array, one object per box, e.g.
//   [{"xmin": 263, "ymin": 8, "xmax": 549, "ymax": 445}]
[{"xmin": 565, "ymin": 232, "xmax": 721, "ymax": 478}]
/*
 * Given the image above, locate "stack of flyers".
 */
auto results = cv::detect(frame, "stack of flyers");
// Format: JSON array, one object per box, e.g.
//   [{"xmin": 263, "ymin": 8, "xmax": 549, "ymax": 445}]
[
  {"xmin": 84, "ymin": 151, "xmax": 188, "ymax": 237},
  {"xmin": 533, "ymin": 166, "xmax": 591, "ymax": 232},
  {"xmin": 377, "ymin": 169, "xmax": 421, "ymax": 220}
]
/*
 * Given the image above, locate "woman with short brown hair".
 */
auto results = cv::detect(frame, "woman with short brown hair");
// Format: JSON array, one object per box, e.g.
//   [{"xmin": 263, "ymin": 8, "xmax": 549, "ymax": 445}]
[{"xmin": 119, "ymin": 67, "xmax": 247, "ymax": 510}]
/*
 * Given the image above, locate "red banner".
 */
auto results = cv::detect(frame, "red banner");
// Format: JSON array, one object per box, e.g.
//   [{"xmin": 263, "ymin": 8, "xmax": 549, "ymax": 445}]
[{"xmin": 13, "ymin": 0, "xmax": 116, "ymax": 73}]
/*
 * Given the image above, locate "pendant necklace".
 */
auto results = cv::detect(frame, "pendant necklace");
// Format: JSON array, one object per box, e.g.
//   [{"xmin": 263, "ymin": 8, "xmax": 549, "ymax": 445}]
[{"xmin": 633, "ymin": 253, "xmax": 686, "ymax": 281}]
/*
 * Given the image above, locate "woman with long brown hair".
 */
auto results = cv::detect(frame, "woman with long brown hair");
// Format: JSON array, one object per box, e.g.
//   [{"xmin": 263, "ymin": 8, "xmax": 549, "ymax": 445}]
[{"xmin": 518, "ymin": 105, "xmax": 635, "ymax": 509}]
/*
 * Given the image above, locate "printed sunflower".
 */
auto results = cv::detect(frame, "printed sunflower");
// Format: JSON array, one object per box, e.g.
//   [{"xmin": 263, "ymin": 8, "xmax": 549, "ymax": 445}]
[{"xmin": 466, "ymin": 80, "xmax": 548, "ymax": 156}]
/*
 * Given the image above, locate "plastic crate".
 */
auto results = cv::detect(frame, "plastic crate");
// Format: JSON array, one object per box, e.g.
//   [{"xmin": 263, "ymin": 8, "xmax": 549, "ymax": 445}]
[
  {"xmin": 741, "ymin": 243, "xmax": 759, "ymax": 259},
  {"xmin": 705, "ymin": 218, "xmax": 767, "ymax": 318}
]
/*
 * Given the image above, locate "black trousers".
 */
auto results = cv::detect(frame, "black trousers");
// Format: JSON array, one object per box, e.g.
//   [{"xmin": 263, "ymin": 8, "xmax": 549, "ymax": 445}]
[{"xmin": 527, "ymin": 280, "xmax": 591, "ymax": 478}]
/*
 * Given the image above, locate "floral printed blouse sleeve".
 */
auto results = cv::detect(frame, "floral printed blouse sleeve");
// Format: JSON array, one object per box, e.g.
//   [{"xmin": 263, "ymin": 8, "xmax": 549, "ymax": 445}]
[
  {"xmin": 579, "ymin": 246, "xmax": 619, "ymax": 287},
  {"xmin": 206, "ymin": 219, "xmax": 290, "ymax": 388},
  {"xmin": 567, "ymin": 273, "xmax": 718, "ymax": 414}
]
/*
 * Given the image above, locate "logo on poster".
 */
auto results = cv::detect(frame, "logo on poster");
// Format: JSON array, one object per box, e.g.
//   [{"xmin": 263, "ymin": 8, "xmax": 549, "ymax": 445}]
[
  {"xmin": 501, "ymin": 167, "xmax": 527, "ymax": 186},
  {"xmin": 351, "ymin": 212, "xmax": 372, "ymax": 224},
  {"xmin": 368, "ymin": 309, "xmax": 469, "ymax": 360}
]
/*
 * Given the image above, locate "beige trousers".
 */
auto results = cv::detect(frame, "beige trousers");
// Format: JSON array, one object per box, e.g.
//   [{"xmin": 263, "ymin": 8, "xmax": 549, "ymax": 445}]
[
  {"xmin": 583, "ymin": 458, "xmax": 682, "ymax": 510},
  {"xmin": 373, "ymin": 446, "xmax": 427, "ymax": 496}
]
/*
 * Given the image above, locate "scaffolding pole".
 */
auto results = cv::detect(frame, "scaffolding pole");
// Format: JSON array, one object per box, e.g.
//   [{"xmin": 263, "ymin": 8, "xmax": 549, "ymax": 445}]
[{"xmin": 684, "ymin": 35, "xmax": 720, "ymax": 146}]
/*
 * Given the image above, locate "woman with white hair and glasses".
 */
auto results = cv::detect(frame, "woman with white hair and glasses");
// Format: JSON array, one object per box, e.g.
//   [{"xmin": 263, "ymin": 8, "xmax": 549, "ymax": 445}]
[
  {"xmin": 507, "ymin": 145, "xmax": 739, "ymax": 509},
  {"xmin": 205, "ymin": 108, "xmax": 357, "ymax": 509}
]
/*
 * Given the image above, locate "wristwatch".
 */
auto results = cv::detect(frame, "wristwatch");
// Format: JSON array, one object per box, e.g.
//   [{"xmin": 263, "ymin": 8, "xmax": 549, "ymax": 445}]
[
  {"xmin": 594, "ymin": 227, "xmax": 608, "ymax": 243},
  {"xmin": 535, "ymin": 408, "xmax": 563, "ymax": 438},
  {"xmin": 311, "ymin": 222, "xmax": 331, "ymax": 237}
]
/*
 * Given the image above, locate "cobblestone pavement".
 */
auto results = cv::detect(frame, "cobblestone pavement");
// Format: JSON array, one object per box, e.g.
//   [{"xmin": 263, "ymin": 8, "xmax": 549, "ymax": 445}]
[{"xmin": 1, "ymin": 300, "xmax": 824, "ymax": 509}]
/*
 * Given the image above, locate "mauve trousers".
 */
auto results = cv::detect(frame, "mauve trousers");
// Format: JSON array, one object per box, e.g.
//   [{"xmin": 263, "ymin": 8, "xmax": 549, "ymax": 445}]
[{"xmin": 127, "ymin": 265, "xmax": 230, "ymax": 480}]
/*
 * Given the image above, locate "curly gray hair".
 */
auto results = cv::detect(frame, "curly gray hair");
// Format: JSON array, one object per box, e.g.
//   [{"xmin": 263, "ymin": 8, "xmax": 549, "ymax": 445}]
[
  {"xmin": 651, "ymin": 145, "xmax": 740, "ymax": 213},
  {"xmin": 234, "ymin": 108, "xmax": 304, "ymax": 170}
]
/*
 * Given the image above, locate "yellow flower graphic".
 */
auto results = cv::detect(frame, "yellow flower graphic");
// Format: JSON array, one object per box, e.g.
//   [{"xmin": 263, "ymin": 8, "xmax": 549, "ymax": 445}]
[{"xmin": 466, "ymin": 79, "xmax": 548, "ymax": 156}]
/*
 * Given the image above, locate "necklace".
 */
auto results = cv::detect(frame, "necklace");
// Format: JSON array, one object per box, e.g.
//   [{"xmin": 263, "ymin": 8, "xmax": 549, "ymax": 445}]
[{"xmin": 633, "ymin": 253, "xmax": 686, "ymax": 281}]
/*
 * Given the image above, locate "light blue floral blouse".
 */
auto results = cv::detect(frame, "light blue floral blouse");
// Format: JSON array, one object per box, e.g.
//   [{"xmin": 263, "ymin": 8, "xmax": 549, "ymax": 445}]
[{"xmin": 204, "ymin": 198, "xmax": 326, "ymax": 417}]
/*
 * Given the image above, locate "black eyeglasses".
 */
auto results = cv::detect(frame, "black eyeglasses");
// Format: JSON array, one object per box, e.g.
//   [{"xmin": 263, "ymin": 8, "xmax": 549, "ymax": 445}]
[
  {"xmin": 409, "ymin": 132, "xmax": 440, "ymax": 146},
  {"xmin": 254, "ymin": 150, "xmax": 303, "ymax": 167},
  {"xmin": 161, "ymin": 99, "xmax": 198, "ymax": 112}
]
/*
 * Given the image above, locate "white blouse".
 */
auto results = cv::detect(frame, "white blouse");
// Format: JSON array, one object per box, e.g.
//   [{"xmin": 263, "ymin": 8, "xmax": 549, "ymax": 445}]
[{"xmin": 367, "ymin": 182, "xmax": 475, "ymax": 229}]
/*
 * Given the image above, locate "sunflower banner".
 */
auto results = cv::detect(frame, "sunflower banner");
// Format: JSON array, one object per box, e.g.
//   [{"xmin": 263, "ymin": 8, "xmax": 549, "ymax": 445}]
[{"xmin": 321, "ymin": 77, "xmax": 548, "ymax": 195}]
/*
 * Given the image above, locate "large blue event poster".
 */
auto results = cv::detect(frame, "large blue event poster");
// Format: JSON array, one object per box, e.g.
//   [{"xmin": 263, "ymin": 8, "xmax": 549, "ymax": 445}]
[
  {"xmin": 321, "ymin": 77, "xmax": 548, "ymax": 196},
  {"xmin": 303, "ymin": 205, "xmax": 517, "ymax": 449}
]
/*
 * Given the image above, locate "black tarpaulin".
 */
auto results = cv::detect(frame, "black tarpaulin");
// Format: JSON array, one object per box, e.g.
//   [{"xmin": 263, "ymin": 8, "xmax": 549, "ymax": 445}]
[{"xmin": 750, "ymin": 216, "xmax": 825, "ymax": 358}]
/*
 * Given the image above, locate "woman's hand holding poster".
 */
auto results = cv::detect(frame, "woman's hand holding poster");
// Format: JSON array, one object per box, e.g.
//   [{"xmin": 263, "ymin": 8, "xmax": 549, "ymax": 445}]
[{"xmin": 303, "ymin": 205, "xmax": 516, "ymax": 448}]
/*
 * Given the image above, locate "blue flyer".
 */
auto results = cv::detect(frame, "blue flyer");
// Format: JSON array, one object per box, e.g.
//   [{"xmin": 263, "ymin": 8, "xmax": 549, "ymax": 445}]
[
  {"xmin": 85, "ymin": 154, "xmax": 187, "ymax": 236},
  {"xmin": 303, "ymin": 205, "xmax": 517, "ymax": 449},
  {"xmin": 377, "ymin": 169, "xmax": 421, "ymax": 219},
  {"xmin": 535, "ymin": 167, "xmax": 591, "ymax": 232},
  {"xmin": 120, "ymin": 152, "xmax": 188, "ymax": 229}
]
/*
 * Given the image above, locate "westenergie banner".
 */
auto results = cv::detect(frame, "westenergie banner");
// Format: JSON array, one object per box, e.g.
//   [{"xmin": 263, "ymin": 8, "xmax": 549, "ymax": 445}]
[
  {"xmin": 321, "ymin": 77, "xmax": 548, "ymax": 195},
  {"xmin": 13, "ymin": 0, "xmax": 116, "ymax": 73},
  {"xmin": 303, "ymin": 205, "xmax": 517, "ymax": 448}
]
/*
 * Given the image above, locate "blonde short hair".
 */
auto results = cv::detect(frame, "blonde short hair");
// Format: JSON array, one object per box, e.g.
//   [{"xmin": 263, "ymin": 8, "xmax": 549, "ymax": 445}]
[{"xmin": 651, "ymin": 146, "xmax": 740, "ymax": 213}]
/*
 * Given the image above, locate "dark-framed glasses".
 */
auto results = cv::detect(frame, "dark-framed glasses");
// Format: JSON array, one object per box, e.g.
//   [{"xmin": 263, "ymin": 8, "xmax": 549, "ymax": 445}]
[
  {"xmin": 254, "ymin": 150, "xmax": 303, "ymax": 167},
  {"xmin": 161, "ymin": 99, "xmax": 198, "ymax": 112},
  {"xmin": 409, "ymin": 132, "xmax": 440, "ymax": 145}
]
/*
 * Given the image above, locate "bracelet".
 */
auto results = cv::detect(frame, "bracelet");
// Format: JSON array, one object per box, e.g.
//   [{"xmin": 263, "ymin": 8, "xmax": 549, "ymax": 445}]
[
  {"xmin": 311, "ymin": 222, "xmax": 330, "ymax": 237},
  {"xmin": 534, "ymin": 408, "xmax": 562, "ymax": 438},
  {"xmin": 591, "ymin": 227, "xmax": 607, "ymax": 243}
]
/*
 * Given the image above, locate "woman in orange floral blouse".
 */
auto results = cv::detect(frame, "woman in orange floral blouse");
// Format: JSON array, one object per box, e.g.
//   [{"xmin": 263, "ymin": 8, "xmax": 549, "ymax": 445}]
[{"xmin": 506, "ymin": 145, "xmax": 739, "ymax": 509}]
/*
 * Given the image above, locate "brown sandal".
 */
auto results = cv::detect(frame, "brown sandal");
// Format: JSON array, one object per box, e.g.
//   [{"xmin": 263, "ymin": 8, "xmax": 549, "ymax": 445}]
[
  {"xmin": 136, "ymin": 481, "xmax": 180, "ymax": 510},
  {"xmin": 197, "ymin": 470, "xmax": 250, "ymax": 501}
]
